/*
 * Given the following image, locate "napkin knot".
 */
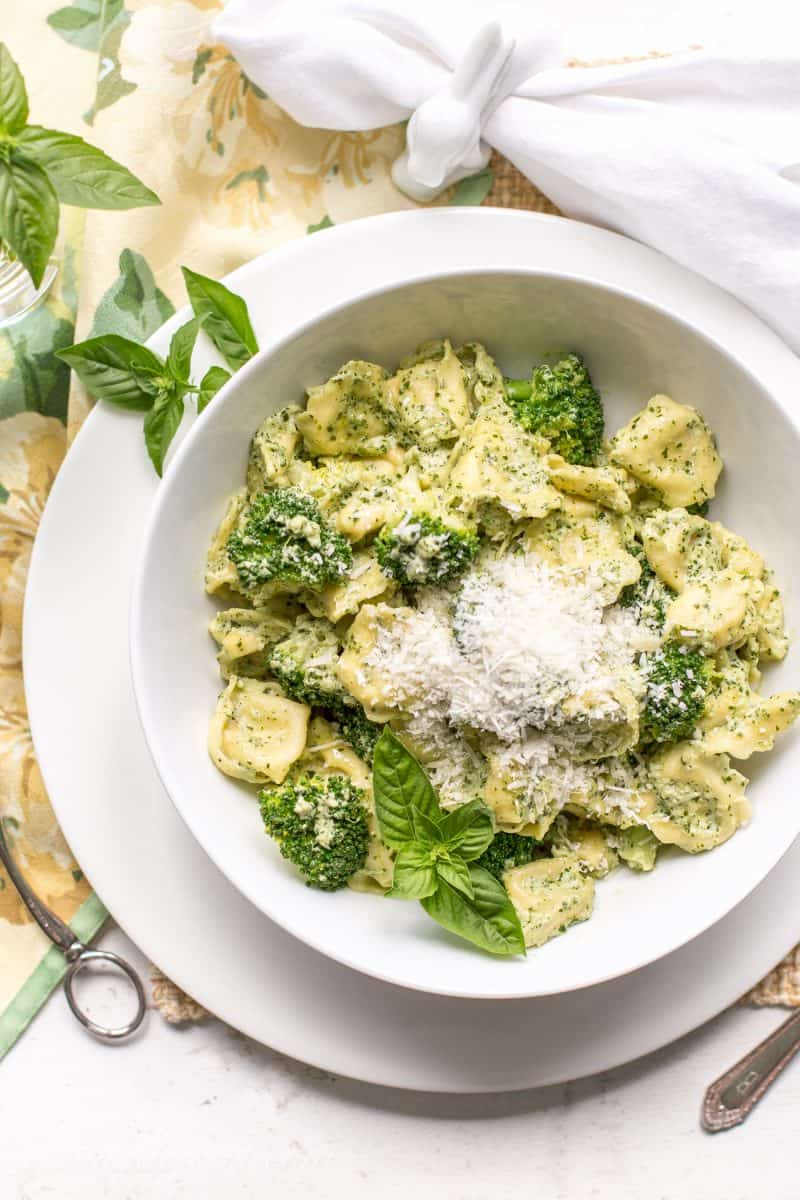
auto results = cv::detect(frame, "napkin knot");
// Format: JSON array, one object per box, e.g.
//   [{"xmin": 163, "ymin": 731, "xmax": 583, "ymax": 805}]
[{"xmin": 391, "ymin": 21, "xmax": 515, "ymax": 201}]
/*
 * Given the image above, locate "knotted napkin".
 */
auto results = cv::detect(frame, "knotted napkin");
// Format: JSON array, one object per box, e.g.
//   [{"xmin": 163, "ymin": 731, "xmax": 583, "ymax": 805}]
[{"xmin": 214, "ymin": 0, "xmax": 800, "ymax": 353}]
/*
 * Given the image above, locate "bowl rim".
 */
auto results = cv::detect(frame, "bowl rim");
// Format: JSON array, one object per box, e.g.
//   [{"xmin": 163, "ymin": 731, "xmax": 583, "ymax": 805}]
[{"xmin": 130, "ymin": 259, "xmax": 800, "ymax": 1000}]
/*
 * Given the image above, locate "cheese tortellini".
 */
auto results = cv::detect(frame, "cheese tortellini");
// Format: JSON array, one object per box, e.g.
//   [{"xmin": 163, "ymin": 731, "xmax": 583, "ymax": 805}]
[{"xmin": 205, "ymin": 338, "xmax": 798, "ymax": 952}]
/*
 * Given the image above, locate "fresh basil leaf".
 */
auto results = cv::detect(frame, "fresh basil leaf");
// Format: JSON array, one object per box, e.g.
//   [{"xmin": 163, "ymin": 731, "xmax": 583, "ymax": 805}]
[
  {"xmin": 57, "ymin": 335, "xmax": 164, "ymax": 410},
  {"xmin": 15, "ymin": 127, "xmax": 160, "ymax": 210},
  {"xmin": 0, "ymin": 45, "xmax": 28, "ymax": 135},
  {"xmin": 144, "ymin": 388, "xmax": 184, "ymax": 477},
  {"xmin": 0, "ymin": 156, "xmax": 59, "ymax": 289},
  {"xmin": 197, "ymin": 365, "xmax": 231, "ymax": 413},
  {"xmin": 421, "ymin": 865, "xmax": 526, "ymax": 957},
  {"xmin": 388, "ymin": 843, "xmax": 438, "ymax": 900},
  {"xmin": 165, "ymin": 318, "xmax": 199, "ymax": 384},
  {"xmin": 181, "ymin": 266, "xmax": 258, "ymax": 371},
  {"xmin": 436, "ymin": 856, "xmax": 474, "ymax": 899},
  {"xmin": 438, "ymin": 799, "xmax": 494, "ymax": 862},
  {"xmin": 372, "ymin": 729, "xmax": 444, "ymax": 850}
]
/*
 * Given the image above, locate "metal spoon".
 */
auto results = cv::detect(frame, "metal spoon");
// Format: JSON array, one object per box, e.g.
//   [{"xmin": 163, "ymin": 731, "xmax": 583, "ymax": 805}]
[
  {"xmin": 0, "ymin": 818, "xmax": 146, "ymax": 1041},
  {"xmin": 702, "ymin": 1009, "xmax": 800, "ymax": 1131}
]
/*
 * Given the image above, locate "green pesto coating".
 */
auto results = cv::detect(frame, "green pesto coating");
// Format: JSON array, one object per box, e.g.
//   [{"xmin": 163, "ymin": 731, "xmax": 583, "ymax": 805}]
[
  {"xmin": 505, "ymin": 353, "xmax": 604, "ymax": 466},
  {"xmin": 640, "ymin": 641, "xmax": 709, "ymax": 744},
  {"xmin": 268, "ymin": 619, "xmax": 381, "ymax": 762},
  {"xmin": 475, "ymin": 831, "xmax": 539, "ymax": 880},
  {"xmin": 260, "ymin": 774, "xmax": 368, "ymax": 890},
  {"xmin": 227, "ymin": 487, "xmax": 352, "ymax": 591},
  {"xmin": 619, "ymin": 542, "xmax": 674, "ymax": 631},
  {"xmin": 375, "ymin": 512, "xmax": 479, "ymax": 588}
]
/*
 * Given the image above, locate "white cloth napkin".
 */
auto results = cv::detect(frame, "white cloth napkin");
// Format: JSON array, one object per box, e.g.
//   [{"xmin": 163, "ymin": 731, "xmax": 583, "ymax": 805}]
[{"xmin": 214, "ymin": 0, "xmax": 800, "ymax": 353}]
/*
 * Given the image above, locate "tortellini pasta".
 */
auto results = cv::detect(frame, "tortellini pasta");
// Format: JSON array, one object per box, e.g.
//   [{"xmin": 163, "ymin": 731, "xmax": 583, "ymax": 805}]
[
  {"xmin": 204, "ymin": 339, "xmax": 798, "ymax": 956},
  {"xmin": 208, "ymin": 677, "xmax": 309, "ymax": 784},
  {"xmin": 609, "ymin": 394, "xmax": 722, "ymax": 507},
  {"xmin": 503, "ymin": 858, "xmax": 595, "ymax": 948}
]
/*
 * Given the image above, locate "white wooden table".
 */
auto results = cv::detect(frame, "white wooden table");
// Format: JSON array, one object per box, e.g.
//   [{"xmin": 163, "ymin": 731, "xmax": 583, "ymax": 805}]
[{"xmin": 3, "ymin": 926, "xmax": 796, "ymax": 1198}]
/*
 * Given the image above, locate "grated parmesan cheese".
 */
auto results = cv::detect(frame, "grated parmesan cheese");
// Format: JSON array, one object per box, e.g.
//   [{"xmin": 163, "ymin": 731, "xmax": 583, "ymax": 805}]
[{"xmin": 364, "ymin": 552, "xmax": 657, "ymax": 819}]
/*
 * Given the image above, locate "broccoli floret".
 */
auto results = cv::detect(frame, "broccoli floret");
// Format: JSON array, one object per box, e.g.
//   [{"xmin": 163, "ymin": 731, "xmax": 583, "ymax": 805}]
[
  {"xmin": 268, "ymin": 617, "xmax": 381, "ymax": 761},
  {"xmin": 227, "ymin": 488, "xmax": 352, "ymax": 592},
  {"xmin": 260, "ymin": 774, "xmax": 368, "ymax": 890},
  {"xmin": 269, "ymin": 617, "xmax": 343, "ymax": 707},
  {"xmin": 375, "ymin": 511, "xmax": 479, "ymax": 587},
  {"xmin": 333, "ymin": 707, "xmax": 381, "ymax": 763},
  {"xmin": 504, "ymin": 353, "xmax": 604, "ymax": 465},
  {"xmin": 640, "ymin": 641, "xmax": 709, "ymax": 744},
  {"xmin": 619, "ymin": 543, "xmax": 674, "ymax": 631},
  {"xmin": 476, "ymin": 832, "xmax": 539, "ymax": 879}
]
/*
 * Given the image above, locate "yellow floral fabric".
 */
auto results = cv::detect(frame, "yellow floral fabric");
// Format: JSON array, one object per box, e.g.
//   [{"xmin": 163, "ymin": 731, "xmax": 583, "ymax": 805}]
[{"xmin": 2, "ymin": 0, "xmax": 796, "ymax": 1054}]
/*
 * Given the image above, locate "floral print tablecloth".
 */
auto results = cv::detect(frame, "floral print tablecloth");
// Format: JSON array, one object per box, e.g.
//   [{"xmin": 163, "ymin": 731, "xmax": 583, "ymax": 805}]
[{"xmin": 1, "ymin": 0, "xmax": 796, "ymax": 1059}]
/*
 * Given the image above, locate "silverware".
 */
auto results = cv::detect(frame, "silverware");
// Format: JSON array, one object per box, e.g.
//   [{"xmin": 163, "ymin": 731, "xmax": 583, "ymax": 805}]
[
  {"xmin": 702, "ymin": 1009, "xmax": 800, "ymax": 1131},
  {"xmin": 0, "ymin": 818, "xmax": 146, "ymax": 1041}
]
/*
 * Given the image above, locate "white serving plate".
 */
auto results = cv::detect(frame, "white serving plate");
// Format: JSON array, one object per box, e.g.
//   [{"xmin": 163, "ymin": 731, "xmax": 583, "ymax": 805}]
[
  {"xmin": 24, "ymin": 210, "xmax": 800, "ymax": 1089},
  {"xmin": 130, "ymin": 225, "xmax": 800, "ymax": 1000}
]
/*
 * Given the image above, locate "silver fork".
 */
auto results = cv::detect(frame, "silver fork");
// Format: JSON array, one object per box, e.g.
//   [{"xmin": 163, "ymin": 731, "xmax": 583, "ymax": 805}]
[{"xmin": 702, "ymin": 1009, "xmax": 800, "ymax": 1131}]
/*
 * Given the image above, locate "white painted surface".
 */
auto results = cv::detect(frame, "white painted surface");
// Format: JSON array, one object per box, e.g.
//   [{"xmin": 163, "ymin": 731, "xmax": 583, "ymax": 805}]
[{"xmin": 3, "ymin": 924, "xmax": 798, "ymax": 1198}]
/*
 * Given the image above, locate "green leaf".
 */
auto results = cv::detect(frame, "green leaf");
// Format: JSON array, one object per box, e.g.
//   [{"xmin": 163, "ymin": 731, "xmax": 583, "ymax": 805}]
[
  {"xmin": 90, "ymin": 248, "xmax": 175, "ymax": 341},
  {"xmin": 438, "ymin": 799, "xmax": 494, "ymax": 862},
  {"xmin": 197, "ymin": 365, "xmax": 231, "ymax": 413},
  {"xmin": 83, "ymin": 7, "xmax": 135, "ymax": 126},
  {"xmin": 165, "ymin": 318, "xmax": 199, "ymax": 384},
  {"xmin": 372, "ymin": 729, "xmax": 444, "ymax": 850},
  {"xmin": 16, "ymin": 127, "xmax": 160, "ymax": 210},
  {"xmin": 450, "ymin": 169, "xmax": 494, "ymax": 207},
  {"xmin": 57, "ymin": 334, "xmax": 164, "ymax": 410},
  {"xmin": 307, "ymin": 214, "xmax": 333, "ymax": 234},
  {"xmin": 47, "ymin": 0, "xmax": 123, "ymax": 51},
  {"xmin": 388, "ymin": 843, "xmax": 438, "ymax": 900},
  {"xmin": 181, "ymin": 266, "xmax": 258, "ymax": 371},
  {"xmin": 144, "ymin": 388, "xmax": 184, "ymax": 477},
  {"xmin": 436, "ymin": 857, "xmax": 474, "ymax": 899},
  {"xmin": 0, "ymin": 156, "xmax": 59, "ymax": 289},
  {"xmin": 0, "ymin": 44, "xmax": 29, "ymax": 134},
  {"xmin": 421, "ymin": 866, "xmax": 526, "ymax": 957}
]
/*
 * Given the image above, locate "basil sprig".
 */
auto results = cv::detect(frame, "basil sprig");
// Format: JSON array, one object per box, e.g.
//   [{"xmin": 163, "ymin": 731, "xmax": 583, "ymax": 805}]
[
  {"xmin": 57, "ymin": 269, "xmax": 251, "ymax": 475},
  {"xmin": 0, "ymin": 43, "xmax": 159, "ymax": 288},
  {"xmin": 373, "ymin": 730, "xmax": 526, "ymax": 957},
  {"xmin": 182, "ymin": 266, "xmax": 258, "ymax": 371}
]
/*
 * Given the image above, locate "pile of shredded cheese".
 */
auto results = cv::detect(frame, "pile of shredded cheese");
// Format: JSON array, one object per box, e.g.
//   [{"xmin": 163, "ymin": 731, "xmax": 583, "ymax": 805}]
[
  {"xmin": 369, "ymin": 555, "xmax": 647, "ymax": 742},
  {"xmin": 365, "ymin": 553, "xmax": 654, "ymax": 815}
]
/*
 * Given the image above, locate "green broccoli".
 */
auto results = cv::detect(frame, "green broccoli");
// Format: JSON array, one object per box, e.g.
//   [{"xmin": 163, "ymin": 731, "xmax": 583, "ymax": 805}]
[
  {"xmin": 227, "ymin": 487, "xmax": 352, "ymax": 592},
  {"xmin": 640, "ymin": 641, "xmax": 709, "ymax": 744},
  {"xmin": 375, "ymin": 511, "xmax": 479, "ymax": 587},
  {"xmin": 269, "ymin": 617, "xmax": 344, "ymax": 707},
  {"xmin": 619, "ymin": 543, "xmax": 674, "ymax": 631},
  {"xmin": 333, "ymin": 707, "xmax": 381, "ymax": 763},
  {"xmin": 504, "ymin": 353, "xmax": 604, "ymax": 465},
  {"xmin": 268, "ymin": 617, "xmax": 381, "ymax": 762},
  {"xmin": 260, "ymin": 774, "xmax": 369, "ymax": 890},
  {"xmin": 475, "ymin": 831, "xmax": 539, "ymax": 879}
]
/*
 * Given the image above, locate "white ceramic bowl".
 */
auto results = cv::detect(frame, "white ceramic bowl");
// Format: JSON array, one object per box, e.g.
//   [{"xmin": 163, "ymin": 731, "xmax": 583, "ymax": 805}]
[{"xmin": 131, "ymin": 262, "xmax": 800, "ymax": 1000}]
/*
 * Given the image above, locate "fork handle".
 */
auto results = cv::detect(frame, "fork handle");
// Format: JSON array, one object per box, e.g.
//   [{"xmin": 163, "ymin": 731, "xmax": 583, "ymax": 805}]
[{"xmin": 702, "ymin": 1008, "xmax": 800, "ymax": 1132}]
